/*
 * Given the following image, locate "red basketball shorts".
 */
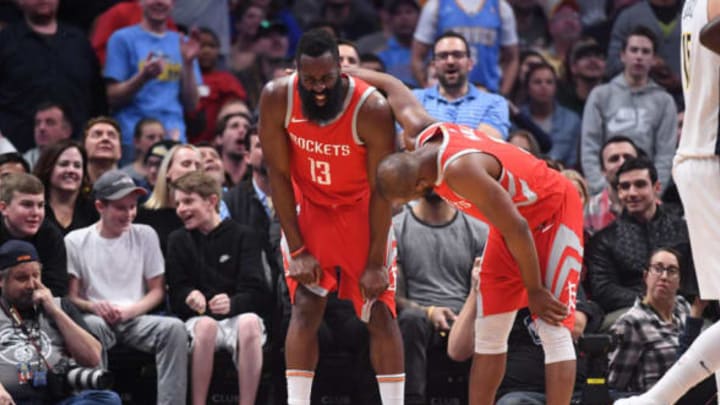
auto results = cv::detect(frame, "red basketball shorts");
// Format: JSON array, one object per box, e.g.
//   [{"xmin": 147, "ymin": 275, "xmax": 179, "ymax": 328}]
[
  {"xmin": 475, "ymin": 180, "xmax": 584, "ymax": 330},
  {"xmin": 281, "ymin": 197, "xmax": 397, "ymax": 322}
]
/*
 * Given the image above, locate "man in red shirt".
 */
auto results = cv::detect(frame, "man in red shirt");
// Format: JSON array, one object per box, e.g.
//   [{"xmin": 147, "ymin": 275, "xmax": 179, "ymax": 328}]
[
  {"xmin": 349, "ymin": 67, "xmax": 582, "ymax": 405},
  {"xmin": 258, "ymin": 29, "xmax": 404, "ymax": 404}
]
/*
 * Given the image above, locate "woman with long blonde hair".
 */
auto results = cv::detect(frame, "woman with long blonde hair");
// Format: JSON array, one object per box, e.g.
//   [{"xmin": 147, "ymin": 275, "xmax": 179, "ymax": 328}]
[{"xmin": 137, "ymin": 144, "xmax": 202, "ymax": 255}]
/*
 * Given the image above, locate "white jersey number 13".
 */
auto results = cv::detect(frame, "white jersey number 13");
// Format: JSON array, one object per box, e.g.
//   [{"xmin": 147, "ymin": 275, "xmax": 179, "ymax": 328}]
[{"xmin": 309, "ymin": 157, "xmax": 332, "ymax": 185}]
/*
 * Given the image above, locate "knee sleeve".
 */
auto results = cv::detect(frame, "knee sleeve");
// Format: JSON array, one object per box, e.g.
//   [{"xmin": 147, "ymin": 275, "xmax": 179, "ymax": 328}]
[
  {"xmin": 536, "ymin": 319, "xmax": 575, "ymax": 364},
  {"xmin": 474, "ymin": 311, "xmax": 516, "ymax": 354}
]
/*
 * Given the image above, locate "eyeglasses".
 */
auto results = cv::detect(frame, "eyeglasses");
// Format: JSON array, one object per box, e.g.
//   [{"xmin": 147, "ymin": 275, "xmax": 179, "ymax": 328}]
[
  {"xmin": 648, "ymin": 263, "xmax": 680, "ymax": 278},
  {"xmin": 434, "ymin": 51, "xmax": 468, "ymax": 61}
]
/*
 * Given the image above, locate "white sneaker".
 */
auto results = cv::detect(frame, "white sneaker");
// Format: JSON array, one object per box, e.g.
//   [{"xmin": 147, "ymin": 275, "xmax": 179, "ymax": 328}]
[{"xmin": 614, "ymin": 396, "xmax": 663, "ymax": 405}]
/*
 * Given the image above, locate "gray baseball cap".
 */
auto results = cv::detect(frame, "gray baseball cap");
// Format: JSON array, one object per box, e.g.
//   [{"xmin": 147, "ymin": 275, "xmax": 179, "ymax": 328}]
[{"xmin": 93, "ymin": 170, "xmax": 147, "ymax": 201}]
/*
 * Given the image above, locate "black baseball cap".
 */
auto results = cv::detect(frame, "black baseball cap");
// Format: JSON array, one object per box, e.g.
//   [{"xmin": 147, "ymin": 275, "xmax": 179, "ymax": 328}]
[{"xmin": 0, "ymin": 240, "xmax": 39, "ymax": 270}]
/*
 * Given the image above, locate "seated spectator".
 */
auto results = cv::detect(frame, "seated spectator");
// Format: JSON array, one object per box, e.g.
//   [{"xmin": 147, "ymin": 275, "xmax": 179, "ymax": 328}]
[
  {"xmin": 0, "ymin": 0, "xmax": 106, "ymax": 153},
  {"xmin": 360, "ymin": 53, "xmax": 386, "ymax": 73},
  {"xmin": 140, "ymin": 140, "xmax": 180, "ymax": 194},
  {"xmin": 215, "ymin": 112, "xmax": 251, "ymax": 186},
  {"xmin": 0, "ymin": 240, "xmax": 121, "ymax": 405},
  {"xmin": 23, "ymin": 102, "xmax": 73, "ymax": 170},
  {"xmin": 586, "ymin": 157, "xmax": 692, "ymax": 329},
  {"xmin": 167, "ymin": 171, "xmax": 272, "ymax": 405},
  {"xmin": 83, "ymin": 117, "xmax": 122, "ymax": 185},
  {"xmin": 0, "ymin": 153, "xmax": 30, "ymax": 183},
  {"xmin": 508, "ymin": 130, "xmax": 541, "ymax": 157},
  {"xmin": 412, "ymin": 32, "xmax": 510, "ymax": 139},
  {"xmin": 65, "ymin": 170, "xmax": 188, "ymax": 405},
  {"xmin": 393, "ymin": 190, "xmax": 488, "ymax": 404},
  {"xmin": 0, "ymin": 173, "xmax": 67, "ymax": 297},
  {"xmin": 235, "ymin": 21, "xmax": 290, "ymax": 111},
  {"xmin": 33, "ymin": 140, "xmax": 99, "ymax": 235},
  {"xmin": 228, "ymin": 3, "xmax": 267, "ymax": 73},
  {"xmin": 563, "ymin": 169, "xmax": 590, "ymax": 208},
  {"xmin": 410, "ymin": 0, "xmax": 519, "ymax": 95},
  {"xmin": 608, "ymin": 247, "xmax": 705, "ymax": 395},
  {"xmin": 223, "ymin": 130, "xmax": 281, "ymax": 284},
  {"xmin": 120, "ymin": 118, "xmax": 165, "ymax": 183},
  {"xmin": 508, "ymin": 49, "xmax": 547, "ymax": 106},
  {"xmin": 538, "ymin": 0, "xmax": 582, "ymax": 78},
  {"xmin": 90, "ymin": 0, "xmax": 177, "ymax": 66},
  {"xmin": 584, "ymin": 136, "xmax": 641, "ymax": 236},
  {"xmin": 104, "ymin": 0, "xmax": 202, "ymax": 163},
  {"xmin": 214, "ymin": 99, "xmax": 252, "ymax": 148},
  {"xmin": 138, "ymin": 144, "xmax": 201, "ymax": 255},
  {"xmin": 196, "ymin": 143, "xmax": 232, "ymax": 219},
  {"xmin": 581, "ymin": 26, "xmax": 677, "ymax": 195},
  {"xmin": 338, "ymin": 39, "xmax": 360, "ymax": 68},
  {"xmin": 374, "ymin": 0, "xmax": 420, "ymax": 87},
  {"xmin": 520, "ymin": 62, "xmax": 581, "ymax": 167},
  {"xmin": 510, "ymin": 0, "xmax": 550, "ymax": 51},
  {"xmin": 188, "ymin": 27, "xmax": 247, "ymax": 145},
  {"xmin": 557, "ymin": 38, "xmax": 607, "ymax": 116},
  {"xmin": 605, "ymin": 0, "xmax": 682, "ymax": 93}
]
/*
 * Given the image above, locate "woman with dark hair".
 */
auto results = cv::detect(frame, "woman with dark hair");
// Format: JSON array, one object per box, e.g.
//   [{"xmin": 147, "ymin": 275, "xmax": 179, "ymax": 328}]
[
  {"xmin": 608, "ymin": 247, "xmax": 709, "ymax": 398},
  {"xmin": 33, "ymin": 139, "xmax": 98, "ymax": 235},
  {"xmin": 520, "ymin": 62, "xmax": 581, "ymax": 168}
]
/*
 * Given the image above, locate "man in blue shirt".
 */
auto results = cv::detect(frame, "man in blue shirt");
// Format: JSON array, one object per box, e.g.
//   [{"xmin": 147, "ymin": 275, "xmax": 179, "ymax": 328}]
[
  {"xmin": 412, "ymin": 32, "xmax": 510, "ymax": 139},
  {"xmin": 104, "ymin": 0, "xmax": 202, "ymax": 164}
]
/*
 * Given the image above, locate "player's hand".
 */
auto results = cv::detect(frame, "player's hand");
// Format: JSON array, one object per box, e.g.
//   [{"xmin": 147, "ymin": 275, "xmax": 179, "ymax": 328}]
[
  {"xmin": 208, "ymin": 293, "xmax": 231, "ymax": 315},
  {"xmin": 360, "ymin": 265, "xmax": 388, "ymax": 300},
  {"xmin": 288, "ymin": 251, "xmax": 321, "ymax": 285},
  {"xmin": 185, "ymin": 290, "xmax": 207, "ymax": 314},
  {"xmin": 528, "ymin": 288, "xmax": 568, "ymax": 326},
  {"xmin": 429, "ymin": 306, "xmax": 457, "ymax": 331}
]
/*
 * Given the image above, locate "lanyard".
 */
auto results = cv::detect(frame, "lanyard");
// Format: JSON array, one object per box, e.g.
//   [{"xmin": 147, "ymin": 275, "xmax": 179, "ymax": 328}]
[{"xmin": 0, "ymin": 299, "xmax": 52, "ymax": 371}]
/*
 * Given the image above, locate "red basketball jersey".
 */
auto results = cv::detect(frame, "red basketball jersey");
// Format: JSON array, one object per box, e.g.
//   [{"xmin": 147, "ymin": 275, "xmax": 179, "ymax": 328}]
[
  {"xmin": 416, "ymin": 122, "xmax": 569, "ymax": 228},
  {"xmin": 285, "ymin": 73, "xmax": 377, "ymax": 207}
]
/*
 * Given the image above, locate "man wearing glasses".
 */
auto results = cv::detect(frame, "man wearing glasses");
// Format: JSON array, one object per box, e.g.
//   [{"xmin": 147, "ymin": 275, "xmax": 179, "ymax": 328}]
[
  {"xmin": 411, "ymin": 32, "xmax": 510, "ymax": 141},
  {"xmin": 586, "ymin": 156, "xmax": 693, "ymax": 330}
]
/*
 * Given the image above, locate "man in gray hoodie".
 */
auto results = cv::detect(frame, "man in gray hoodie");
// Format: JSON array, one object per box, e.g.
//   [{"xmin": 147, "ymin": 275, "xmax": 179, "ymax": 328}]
[{"xmin": 581, "ymin": 25, "xmax": 677, "ymax": 195}]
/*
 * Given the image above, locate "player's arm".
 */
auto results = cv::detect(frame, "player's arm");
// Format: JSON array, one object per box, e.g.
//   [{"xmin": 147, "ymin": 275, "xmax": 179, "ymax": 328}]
[
  {"xmin": 357, "ymin": 92, "xmax": 397, "ymax": 297},
  {"xmin": 443, "ymin": 153, "xmax": 567, "ymax": 324},
  {"xmin": 347, "ymin": 68, "xmax": 435, "ymax": 148},
  {"xmin": 700, "ymin": 2, "xmax": 720, "ymax": 54}
]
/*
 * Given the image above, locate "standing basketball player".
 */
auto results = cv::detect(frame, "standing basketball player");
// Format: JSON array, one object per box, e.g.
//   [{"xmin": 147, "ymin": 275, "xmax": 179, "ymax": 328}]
[
  {"xmin": 346, "ymin": 67, "xmax": 582, "ymax": 405},
  {"xmin": 615, "ymin": 1, "xmax": 720, "ymax": 404},
  {"xmin": 258, "ymin": 29, "xmax": 404, "ymax": 404}
]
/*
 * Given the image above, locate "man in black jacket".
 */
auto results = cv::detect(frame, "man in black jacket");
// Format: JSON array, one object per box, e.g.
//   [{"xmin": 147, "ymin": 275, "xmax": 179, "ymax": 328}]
[
  {"xmin": 586, "ymin": 157, "xmax": 692, "ymax": 329},
  {"xmin": 166, "ymin": 171, "xmax": 272, "ymax": 405}
]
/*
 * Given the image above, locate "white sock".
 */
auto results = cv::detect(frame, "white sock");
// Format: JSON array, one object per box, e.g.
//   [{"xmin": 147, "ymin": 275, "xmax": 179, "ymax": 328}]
[
  {"xmin": 640, "ymin": 321, "xmax": 720, "ymax": 404},
  {"xmin": 286, "ymin": 369, "xmax": 314, "ymax": 405},
  {"xmin": 377, "ymin": 373, "xmax": 405, "ymax": 404}
]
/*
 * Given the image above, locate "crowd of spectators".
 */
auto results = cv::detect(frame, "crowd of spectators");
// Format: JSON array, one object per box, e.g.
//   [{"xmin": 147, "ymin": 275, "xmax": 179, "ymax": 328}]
[{"xmin": 0, "ymin": 0, "xmax": 712, "ymax": 403}]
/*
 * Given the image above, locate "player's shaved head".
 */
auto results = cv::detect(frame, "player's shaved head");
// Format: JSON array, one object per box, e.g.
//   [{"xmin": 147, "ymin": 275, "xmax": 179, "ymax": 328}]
[{"xmin": 377, "ymin": 152, "xmax": 421, "ymax": 200}]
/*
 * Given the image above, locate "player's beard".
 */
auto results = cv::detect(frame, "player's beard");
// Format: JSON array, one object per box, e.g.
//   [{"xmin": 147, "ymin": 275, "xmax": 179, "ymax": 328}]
[{"xmin": 298, "ymin": 78, "xmax": 345, "ymax": 123}]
